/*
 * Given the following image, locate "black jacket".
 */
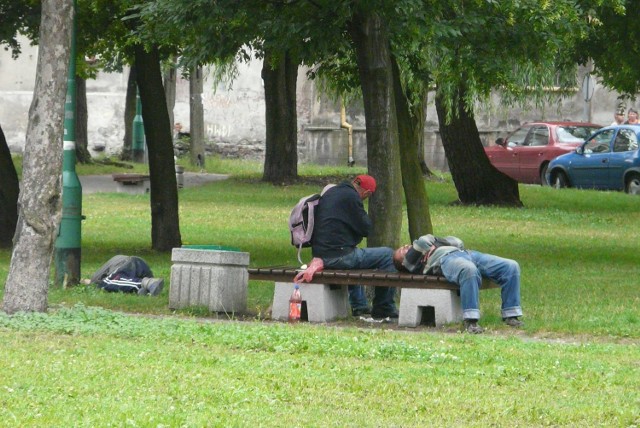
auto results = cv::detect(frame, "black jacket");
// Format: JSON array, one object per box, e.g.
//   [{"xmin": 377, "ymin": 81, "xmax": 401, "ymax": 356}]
[{"xmin": 311, "ymin": 181, "xmax": 372, "ymax": 259}]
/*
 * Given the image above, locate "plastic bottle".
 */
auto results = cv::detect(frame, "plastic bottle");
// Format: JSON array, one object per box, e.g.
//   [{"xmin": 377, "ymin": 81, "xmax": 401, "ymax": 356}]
[{"xmin": 288, "ymin": 284, "xmax": 302, "ymax": 322}]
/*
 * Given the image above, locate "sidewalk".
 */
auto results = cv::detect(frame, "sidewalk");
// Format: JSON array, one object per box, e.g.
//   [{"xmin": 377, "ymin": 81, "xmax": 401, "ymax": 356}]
[{"xmin": 79, "ymin": 172, "xmax": 228, "ymax": 194}]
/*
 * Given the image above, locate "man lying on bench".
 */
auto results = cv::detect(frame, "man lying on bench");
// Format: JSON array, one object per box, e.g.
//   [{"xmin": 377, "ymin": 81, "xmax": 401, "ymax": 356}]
[{"xmin": 392, "ymin": 234, "xmax": 524, "ymax": 334}]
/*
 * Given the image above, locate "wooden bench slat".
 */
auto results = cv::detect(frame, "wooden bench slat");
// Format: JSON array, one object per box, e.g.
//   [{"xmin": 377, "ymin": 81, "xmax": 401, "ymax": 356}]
[{"xmin": 247, "ymin": 267, "xmax": 499, "ymax": 290}]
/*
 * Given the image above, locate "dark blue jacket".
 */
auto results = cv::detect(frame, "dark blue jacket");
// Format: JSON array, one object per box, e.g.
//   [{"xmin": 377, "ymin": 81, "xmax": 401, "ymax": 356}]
[{"xmin": 311, "ymin": 181, "xmax": 372, "ymax": 259}]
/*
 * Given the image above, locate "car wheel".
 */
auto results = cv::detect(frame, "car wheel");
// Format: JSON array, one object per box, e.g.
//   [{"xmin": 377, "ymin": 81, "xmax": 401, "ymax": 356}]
[
  {"xmin": 540, "ymin": 163, "xmax": 549, "ymax": 186},
  {"xmin": 552, "ymin": 171, "xmax": 569, "ymax": 189},
  {"xmin": 625, "ymin": 173, "xmax": 640, "ymax": 195}
]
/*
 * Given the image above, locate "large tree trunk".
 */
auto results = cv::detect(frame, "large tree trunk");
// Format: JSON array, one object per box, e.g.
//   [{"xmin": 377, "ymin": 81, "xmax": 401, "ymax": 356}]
[
  {"xmin": 189, "ymin": 66, "xmax": 205, "ymax": 169},
  {"xmin": 121, "ymin": 65, "xmax": 137, "ymax": 161},
  {"xmin": 75, "ymin": 75, "xmax": 92, "ymax": 163},
  {"xmin": 0, "ymin": 124, "xmax": 19, "ymax": 248},
  {"xmin": 435, "ymin": 83, "xmax": 522, "ymax": 206},
  {"xmin": 261, "ymin": 49, "xmax": 298, "ymax": 183},
  {"xmin": 349, "ymin": 9, "xmax": 403, "ymax": 249},
  {"xmin": 391, "ymin": 55, "xmax": 433, "ymax": 240},
  {"xmin": 3, "ymin": 0, "xmax": 72, "ymax": 314},
  {"xmin": 134, "ymin": 44, "xmax": 182, "ymax": 251}
]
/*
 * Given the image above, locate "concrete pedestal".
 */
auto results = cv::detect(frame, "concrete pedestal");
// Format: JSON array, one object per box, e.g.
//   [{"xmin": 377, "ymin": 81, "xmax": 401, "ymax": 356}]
[
  {"xmin": 398, "ymin": 288, "xmax": 462, "ymax": 327},
  {"xmin": 272, "ymin": 282, "xmax": 349, "ymax": 322},
  {"xmin": 169, "ymin": 248, "xmax": 249, "ymax": 314},
  {"xmin": 115, "ymin": 180, "xmax": 149, "ymax": 195}
]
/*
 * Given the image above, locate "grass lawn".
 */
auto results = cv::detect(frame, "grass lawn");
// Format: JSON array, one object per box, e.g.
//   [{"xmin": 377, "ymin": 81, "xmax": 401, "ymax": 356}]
[{"xmin": 1, "ymin": 156, "xmax": 639, "ymax": 426}]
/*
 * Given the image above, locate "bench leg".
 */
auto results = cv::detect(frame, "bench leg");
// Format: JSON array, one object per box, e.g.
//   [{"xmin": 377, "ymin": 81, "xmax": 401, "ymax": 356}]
[
  {"xmin": 272, "ymin": 282, "xmax": 349, "ymax": 322},
  {"xmin": 398, "ymin": 288, "xmax": 462, "ymax": 327}
]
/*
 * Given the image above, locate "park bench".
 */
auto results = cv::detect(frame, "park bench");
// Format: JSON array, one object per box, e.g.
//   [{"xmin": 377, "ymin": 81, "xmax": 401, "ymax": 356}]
[
  {"xmin": 112, "ymin": 173, "xmax": 150, "ymax": 195},
  {"xmin": 248, "ymin": 267, "xmax": 499, "ymax": 327}
]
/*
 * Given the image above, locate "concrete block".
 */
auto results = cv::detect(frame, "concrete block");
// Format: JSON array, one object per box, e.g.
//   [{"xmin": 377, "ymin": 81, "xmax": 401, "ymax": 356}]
[
  {"xmin": 398, "ymin": 288, "xmax": 462, "ymax": 327},
  {"xmin": 169, "ymin": 248, "xmax": 249, "ymax": 314},
  {"xmin": 272, "ymin": 282, "xmax": 349, "ymax": 322},
  {"xmin": 115, "ymin": 180, "xmax": 150, "ymax": 195}
]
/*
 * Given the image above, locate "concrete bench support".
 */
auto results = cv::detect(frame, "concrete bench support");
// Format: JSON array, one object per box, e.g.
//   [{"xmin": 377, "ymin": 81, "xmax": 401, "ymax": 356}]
[
  {"xmin": 170, "ymin": 248, "xmax": 249, "ymax": 314},
  {"xmin": 398, "ymin": 288, "xmax": 462, "ymax": 327},
  {"xmin": 272, "ymin": 281, "xmax": 349, "ymax": 322}
]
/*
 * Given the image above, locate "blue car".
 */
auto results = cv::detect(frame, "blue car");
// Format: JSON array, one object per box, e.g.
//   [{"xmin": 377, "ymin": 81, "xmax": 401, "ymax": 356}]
[{"xmin": 547, "ymin": 125, "xmax": 640, "ymax": 195}]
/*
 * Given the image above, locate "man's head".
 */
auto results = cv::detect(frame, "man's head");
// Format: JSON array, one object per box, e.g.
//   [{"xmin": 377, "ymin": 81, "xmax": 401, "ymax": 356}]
[
  {"xmin": 353, "ymin": 174, "xmax": 377, "ymax": 200},
  {"xmin": 615, "ymin": 109, "xmax": 625, "ymax": 123},
  {"xmin": 629, "ymin": 109, "xmax": 639, "ymax": 123},
  {"xmin": 393, "ymin": 245, "xmax": 411, "ymax": 270}
]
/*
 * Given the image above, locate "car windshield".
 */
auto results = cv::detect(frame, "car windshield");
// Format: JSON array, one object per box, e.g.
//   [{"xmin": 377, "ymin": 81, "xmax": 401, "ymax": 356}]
[{"xmin": 557, "ymin": 126, "xmax": 598, "ymax": 143}]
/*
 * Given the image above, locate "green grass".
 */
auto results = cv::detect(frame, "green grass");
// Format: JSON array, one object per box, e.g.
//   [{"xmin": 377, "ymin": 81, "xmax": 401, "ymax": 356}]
[
  {"xmin": 1, "ymin": 305, "xmax": 638, "ymax": 427},
  {"xmin": 1, "ymin": 156, "xmax": 639, "ymax": 426}
]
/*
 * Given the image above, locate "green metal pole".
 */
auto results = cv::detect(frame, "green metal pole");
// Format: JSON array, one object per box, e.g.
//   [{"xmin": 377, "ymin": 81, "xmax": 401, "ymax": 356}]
[
  {"xmin": 132, "ymin": 88, "xmax": 145, "ymax": 162},
  {"xmin": 54, "ymin": 0, "xmax": 83, "ymax": 286}
]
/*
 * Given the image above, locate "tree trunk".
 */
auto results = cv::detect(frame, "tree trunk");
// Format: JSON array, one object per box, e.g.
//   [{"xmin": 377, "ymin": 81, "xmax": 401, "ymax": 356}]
[
  {"xmin": 189, "ymin": 66, "xmax": 205, "ymax": 169},
  {"xmin": 391, "ymin": 54, "xmax": 433, "ymax": 240},
  {"xmin": 261, "ymin": 49, "xmax": 298, "ymax": 183},
  {"xmin": 134, "ymin": 43, "xmax": 182, "ymax": 251},
  {"xmin": 75, "ymin": 75, "xmax": 92, "ymax": 163},
  {"xmin": 0, "ymin": 124, "xmax": 19, "ymax": 248},
  {"xmin": 164, "ymin": 62, "xmax": 176, "ymax": 132},
  {"xmin": 3, "ymin": 0, "xmax": 72, "ymax": 314},
  {"xmin": 435, "ymin": 83, "xmax": 522, "ymax": 206},
  {"xmin": 349, "ymin": 9, "xmax": 403, "ymax": 249},
  {"xmin": 121, "ymin": 65, "xmax": 137, "ymax": 161}
]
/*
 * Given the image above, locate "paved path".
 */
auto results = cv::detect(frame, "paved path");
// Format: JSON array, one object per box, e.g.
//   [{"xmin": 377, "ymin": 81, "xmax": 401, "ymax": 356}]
[{"xmin": 80, "ymin": 172, "xmax": 229, "ymax": 194}]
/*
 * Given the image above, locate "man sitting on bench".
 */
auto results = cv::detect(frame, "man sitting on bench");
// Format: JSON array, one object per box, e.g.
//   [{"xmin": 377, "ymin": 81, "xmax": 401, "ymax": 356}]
[{"xmin": 393, "ymin": 234, "xmax": 524, "ymax": 334}]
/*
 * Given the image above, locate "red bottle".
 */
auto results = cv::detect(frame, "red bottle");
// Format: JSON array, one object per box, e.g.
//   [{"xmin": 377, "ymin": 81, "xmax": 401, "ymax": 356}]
[{"xmin": 288, "ymin": 284, "xmax": 302, "ymax": 322}]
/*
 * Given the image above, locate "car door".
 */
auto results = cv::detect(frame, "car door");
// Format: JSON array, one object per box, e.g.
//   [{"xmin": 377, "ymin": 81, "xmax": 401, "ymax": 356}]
[
  {"xmin": 608, "ymin": 128, "xmax": 639, "ymax": 190},
  {"xmin": 569, "ymin": 129, "xmax": 615, "ymax": 188},
  {"xmin": 487, "ymin": 125, "xmax": 531, "ymax": 180},
  {"xmin": 517, "ymin": 125, "xmax": 549, "ymax": 184}
]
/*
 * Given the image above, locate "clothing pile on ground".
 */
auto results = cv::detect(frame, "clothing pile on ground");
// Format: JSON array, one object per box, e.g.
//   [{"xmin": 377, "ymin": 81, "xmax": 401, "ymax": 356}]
[{"xmin": 90, "ymin": 255, "xmax": 164, "ymax": 296}]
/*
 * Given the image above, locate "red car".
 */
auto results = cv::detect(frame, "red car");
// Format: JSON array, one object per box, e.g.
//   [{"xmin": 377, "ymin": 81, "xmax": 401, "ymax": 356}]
[{"xmin": 485, "ymin": 121, "xmax": 602, "ymax": 185}]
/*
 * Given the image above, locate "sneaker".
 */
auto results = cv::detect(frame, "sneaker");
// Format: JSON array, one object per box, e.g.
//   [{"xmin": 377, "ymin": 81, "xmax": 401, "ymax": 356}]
[
  {"xmin": 141, "ymin": 277, "xmax": 164, "ymax": 296},
  {"xmin": 503, "ymin": 317, "xmax": 524, "ymax": 328},
  {"xmin": 371, "ymin": 309, "xmax": 399, "ymax": 319},
  {"xmin": 463, "ymin": 319, "xmax": 484, "ymax": 334},
  {"xmin": 352, "ymin": 307, "xmax": 372, "ymax": 317}
]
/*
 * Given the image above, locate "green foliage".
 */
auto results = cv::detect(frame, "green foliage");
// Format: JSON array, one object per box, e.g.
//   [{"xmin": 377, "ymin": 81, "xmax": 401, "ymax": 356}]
[
  {"xmin": 579, "ymin": 0, "xmax": 639, "ymax": 95},
  {"xmin": 0, "ymin": 0, "xmax": 40, "ymax": 58}
]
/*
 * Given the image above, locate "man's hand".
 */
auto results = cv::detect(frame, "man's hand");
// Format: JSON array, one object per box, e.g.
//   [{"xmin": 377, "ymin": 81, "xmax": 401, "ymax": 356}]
[{"xmin": 294, "ymin": 257, "xmax": 324, "ymax": 283}]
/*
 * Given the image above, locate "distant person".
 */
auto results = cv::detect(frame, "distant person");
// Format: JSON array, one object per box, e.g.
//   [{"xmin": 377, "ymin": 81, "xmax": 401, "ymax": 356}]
[
  {"xmin": 625, "ymin": 108, "xmax": 639, "ymax": 125},
  {"xmin": 173, "ymin": 122, "xmax": 190, "ymax": 140},
  {"xmin": 393, "ymin": 234, "xmax": 524, "ymax": 333},
  {"xmin": 611, "ymin": 108, "xmax": 625, "ymax": 126},
  {"xmin": 309, "ymin": 175, "xmax": 398, "ymax": 319}
]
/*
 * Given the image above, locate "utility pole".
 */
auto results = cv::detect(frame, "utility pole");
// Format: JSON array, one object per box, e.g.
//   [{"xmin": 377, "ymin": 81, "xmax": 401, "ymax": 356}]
[{"xmin": 54, "ymin": 0, "xmax": 83, "ymax": 286}]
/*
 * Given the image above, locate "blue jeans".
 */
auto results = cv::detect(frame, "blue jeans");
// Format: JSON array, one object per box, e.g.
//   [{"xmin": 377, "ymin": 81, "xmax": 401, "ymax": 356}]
[
  {"xmin": 323, "ymin": 247, "xmax": 397, "ymax": 313},
  {"xmin": 439, "ymin": 250, "xmax": 523, "ymax": 320}
]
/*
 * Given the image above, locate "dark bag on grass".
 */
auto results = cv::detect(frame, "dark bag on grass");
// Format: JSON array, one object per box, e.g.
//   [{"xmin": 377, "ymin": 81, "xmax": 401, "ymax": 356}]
[{"xmin": 91, "ymin": 255, "xmax": 153, "ymax": 293}]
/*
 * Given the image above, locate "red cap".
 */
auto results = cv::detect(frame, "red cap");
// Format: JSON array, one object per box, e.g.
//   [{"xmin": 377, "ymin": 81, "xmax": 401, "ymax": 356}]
[{"xmin": 355, "ymin": 175, "xmax": 377, "ymax": 193}]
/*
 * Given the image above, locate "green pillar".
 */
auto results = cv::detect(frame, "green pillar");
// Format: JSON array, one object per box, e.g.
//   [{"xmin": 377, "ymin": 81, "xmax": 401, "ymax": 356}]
[
  {"xmin": 132, "ymin": 88, "xmax": 145, "ymax": 163},
  {"xmin": 54, "ymin": 0, "xmax": 83, "ymax": 286}
]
